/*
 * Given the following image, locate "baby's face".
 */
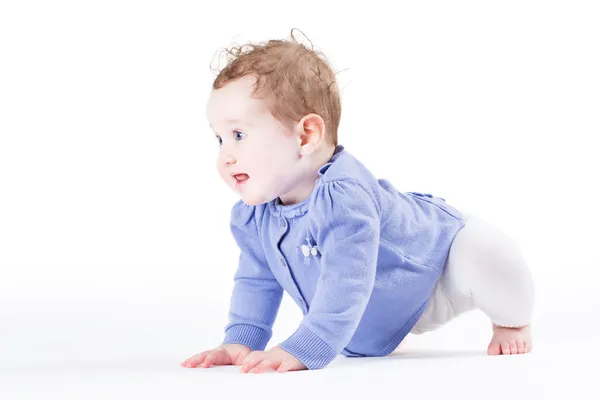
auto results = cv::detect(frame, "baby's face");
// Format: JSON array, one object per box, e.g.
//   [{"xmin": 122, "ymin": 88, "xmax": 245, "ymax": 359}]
[{"xmin": 206, "ymin": 75, "xmax": 302, "ymax": 206}]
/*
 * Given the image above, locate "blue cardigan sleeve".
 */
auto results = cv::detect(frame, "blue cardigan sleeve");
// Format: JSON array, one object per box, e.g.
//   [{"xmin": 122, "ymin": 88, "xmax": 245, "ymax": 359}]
[
  {"xmin": 278, "ymin": 180, "xmax": 381, "ymax": 369},
  {"xmin": 221, "ymin": 201, "xmax": 284, "ymax": 351}
]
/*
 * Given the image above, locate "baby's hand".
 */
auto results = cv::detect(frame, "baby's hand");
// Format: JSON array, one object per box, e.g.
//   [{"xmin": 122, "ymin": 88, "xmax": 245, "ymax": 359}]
[
  {"xmin": 180, "ymin": 344, "xmax": 251, "ymax": 368},
  {"xmin": 240, "ymin": 346, "xmax": 307, "ymax": 374}
]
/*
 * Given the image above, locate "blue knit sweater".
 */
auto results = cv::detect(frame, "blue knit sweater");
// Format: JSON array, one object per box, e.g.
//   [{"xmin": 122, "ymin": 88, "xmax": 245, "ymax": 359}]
[{"xmin": 221, "ymin": 145, "xmax": 465, "ymax": 369}]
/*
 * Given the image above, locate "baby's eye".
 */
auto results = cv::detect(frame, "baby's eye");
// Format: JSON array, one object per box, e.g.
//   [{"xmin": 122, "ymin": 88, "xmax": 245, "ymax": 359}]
[
  {"xmin": 215, "ymin": 135, "xmax": 222, "ymax": 146},
  {"xmin": 234, "ymin": 130, "xmax": 247, "ymax": 141}
]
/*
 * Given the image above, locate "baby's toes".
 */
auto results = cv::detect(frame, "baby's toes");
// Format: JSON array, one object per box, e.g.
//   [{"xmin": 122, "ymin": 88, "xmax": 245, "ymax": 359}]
[
  {"xmin": 517, "ymin": 339, "xmax": 527, "ymax": 354},
  {"xmin": 501, "ymin": 341, "xmax": 511, "ymax": 355},
  {"xmin": 509, "ymin": 340, "xmax": 519, "ymax": 354},
  {"xmin": 487, "ymin": 340, "xmax": 501, "ymax": 355}
]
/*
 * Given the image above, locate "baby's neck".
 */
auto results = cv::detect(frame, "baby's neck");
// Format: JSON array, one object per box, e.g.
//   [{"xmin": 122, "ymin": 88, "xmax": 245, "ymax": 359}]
[{"xmin": 278, "ymin": 144, "xmax": 336, "ymax": 206}]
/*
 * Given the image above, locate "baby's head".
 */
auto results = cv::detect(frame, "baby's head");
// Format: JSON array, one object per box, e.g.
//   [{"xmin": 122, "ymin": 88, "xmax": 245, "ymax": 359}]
[{"xmin": 206, "ymin": 30, "xmax": 342, "ymax": 206}]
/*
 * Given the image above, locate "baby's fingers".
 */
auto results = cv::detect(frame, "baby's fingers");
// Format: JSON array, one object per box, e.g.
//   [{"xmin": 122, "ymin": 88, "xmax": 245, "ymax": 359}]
[
  {"xmin": 277, "ymin": 359, "xmax": 299, "ymax": 373},
  {"xmin": 181, "ymin": 351, "xmax": 210, "ymax": 368},
  {"xmin": 249, "ymin": 359, "xmax": 276, "ymax": 374},
  {"xmin": 240, "ymin": 352, "xmax": 264, "ymax": 373},
  {"xmin": 202, "ymin": 348, "xmax": 234, "ymax": 368}
]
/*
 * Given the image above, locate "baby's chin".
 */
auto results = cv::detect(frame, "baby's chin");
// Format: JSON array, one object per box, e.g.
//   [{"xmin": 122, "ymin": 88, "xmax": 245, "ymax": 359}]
[
  {"xmin": 229, "ymin": 180, "xmax": 279, "ymax": 206},
  {"xmin": 238, "ymin": 192, "xmax": 275, "ymax": 207}
]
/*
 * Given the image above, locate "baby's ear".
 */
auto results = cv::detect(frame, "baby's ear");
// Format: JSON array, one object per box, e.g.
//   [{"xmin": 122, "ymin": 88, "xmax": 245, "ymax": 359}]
[{"xmin": 298, "ymin": 113, "xmax": 326, "ymax": 155}]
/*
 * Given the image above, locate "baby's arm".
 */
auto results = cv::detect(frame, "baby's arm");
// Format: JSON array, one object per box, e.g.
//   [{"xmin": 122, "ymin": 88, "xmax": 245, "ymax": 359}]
[
  {"xmin": 222, "ymin": 202, "xmax": 285, "ymax": 349},
  {"xmin": 277, "ymin": 180, "xmax": 381, "ymax": 370},
  {"xmin": 181, "ymin": 202, "xmax": 284, "ymax": 369}
]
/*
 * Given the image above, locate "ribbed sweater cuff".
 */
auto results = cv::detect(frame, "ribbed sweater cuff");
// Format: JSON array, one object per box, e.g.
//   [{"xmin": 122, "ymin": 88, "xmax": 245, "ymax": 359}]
[
  {"xmin": 278, "ymin": 325, "xmax": 338, "ymax": 370},
  {"xmin": 222, "ymin": 324, "xmax": 271, "ymax": 351}
]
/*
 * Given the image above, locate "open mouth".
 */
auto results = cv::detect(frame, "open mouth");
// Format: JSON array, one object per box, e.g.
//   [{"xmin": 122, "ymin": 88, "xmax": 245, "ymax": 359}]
[{"xmin": 233, "ymin": 173, "xmax": 250, "ymax": 185}]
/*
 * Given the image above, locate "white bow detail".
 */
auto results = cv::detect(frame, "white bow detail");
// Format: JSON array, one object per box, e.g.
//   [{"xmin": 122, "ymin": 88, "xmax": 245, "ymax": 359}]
[{"xmin": 299, "ymin": 239, "xmax": 320, "ymax": 265}]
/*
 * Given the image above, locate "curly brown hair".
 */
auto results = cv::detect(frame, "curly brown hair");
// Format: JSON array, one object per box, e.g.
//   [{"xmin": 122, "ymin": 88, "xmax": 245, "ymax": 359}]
[{"xmin": 210, "ymin": 29, "xmax": 342, "ymax": 146}]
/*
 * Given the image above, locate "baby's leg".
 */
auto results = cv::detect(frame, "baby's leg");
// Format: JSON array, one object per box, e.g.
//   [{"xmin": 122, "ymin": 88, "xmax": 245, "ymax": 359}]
[
  {"xmin": 450, "ymin": 213, "xmax": 534, "ymax": 354},
  {"xmin": 412, "ymin": 211, "xmax": 535, "ymax": 355}
]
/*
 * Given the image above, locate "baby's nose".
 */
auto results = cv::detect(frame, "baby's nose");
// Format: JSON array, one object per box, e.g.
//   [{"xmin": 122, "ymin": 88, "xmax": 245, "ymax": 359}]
[{"xmin": 219, "ymin": 147, "xmax": 235, "ymax": 163}]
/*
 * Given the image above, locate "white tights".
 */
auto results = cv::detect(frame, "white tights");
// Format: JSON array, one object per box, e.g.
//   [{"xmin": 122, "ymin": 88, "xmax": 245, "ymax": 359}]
[{"xmin": 411, "ymin": 211, "xmax": 535, "ymax": 334}]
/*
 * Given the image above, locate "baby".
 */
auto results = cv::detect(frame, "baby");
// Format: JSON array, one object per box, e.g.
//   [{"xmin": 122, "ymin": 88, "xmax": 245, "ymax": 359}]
[{"xmin": 181, "ymin": 31, "xmax": 535, "ymax": 373}]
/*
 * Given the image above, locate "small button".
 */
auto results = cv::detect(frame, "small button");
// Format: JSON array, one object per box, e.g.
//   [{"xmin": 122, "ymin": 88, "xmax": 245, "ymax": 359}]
[
  {"xmin": 279, "ymin": 257, "xmax": 286, "ymax": 267},
  {"xmin": 280, "ymin": 219, "xmax": 287, "ymax": 228}
]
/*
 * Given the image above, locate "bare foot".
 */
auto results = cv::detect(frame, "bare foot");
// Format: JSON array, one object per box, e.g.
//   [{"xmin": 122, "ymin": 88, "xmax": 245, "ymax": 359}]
[{"xmin": 487, "ymin": 324, "xmax": 532, "ymax": 355}]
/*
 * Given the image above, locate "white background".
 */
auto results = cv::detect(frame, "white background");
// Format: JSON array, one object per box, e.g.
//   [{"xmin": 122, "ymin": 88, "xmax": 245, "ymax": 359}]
[{"xmin": 1, "ymin": 0, "xmax": 598, "ymax": 398}]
